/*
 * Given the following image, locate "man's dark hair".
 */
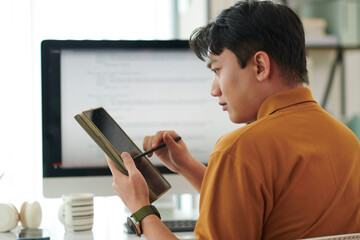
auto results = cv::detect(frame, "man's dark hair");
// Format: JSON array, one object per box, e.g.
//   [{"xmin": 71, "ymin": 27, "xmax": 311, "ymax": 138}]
[{"xmin": 190, "ymin": 0, "xmax": 309, "ymax": 85}]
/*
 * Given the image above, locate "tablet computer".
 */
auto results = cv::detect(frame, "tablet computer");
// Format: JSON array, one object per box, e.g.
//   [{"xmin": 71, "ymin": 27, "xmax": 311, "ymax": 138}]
[{"xmin": 74, "ymin": 107, "xmax": 171, "ymax": 202}]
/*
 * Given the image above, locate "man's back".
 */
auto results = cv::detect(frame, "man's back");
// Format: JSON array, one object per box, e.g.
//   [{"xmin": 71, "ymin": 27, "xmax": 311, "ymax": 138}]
[{"xmin": 254, "ymin": 88, "xmax": 360, "ymax": 239}]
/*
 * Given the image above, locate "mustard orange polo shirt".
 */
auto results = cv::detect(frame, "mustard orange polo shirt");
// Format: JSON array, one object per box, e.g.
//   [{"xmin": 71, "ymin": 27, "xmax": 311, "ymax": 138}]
[{"xmin": 194, "ymin": 87, "xmax": 360, "ymax": 240}]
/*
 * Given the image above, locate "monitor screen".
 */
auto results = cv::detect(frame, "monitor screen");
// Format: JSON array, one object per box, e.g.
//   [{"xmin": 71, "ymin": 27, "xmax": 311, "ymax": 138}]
[{"xmin": 41, "ymin": 40, "xmax": 238, "ymax": 197}]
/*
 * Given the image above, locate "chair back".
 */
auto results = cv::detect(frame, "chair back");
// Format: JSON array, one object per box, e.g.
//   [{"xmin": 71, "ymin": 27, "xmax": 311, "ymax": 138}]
[{"xmin": 302, "ymin": 233, "xmax": 360, "ymax": 240}]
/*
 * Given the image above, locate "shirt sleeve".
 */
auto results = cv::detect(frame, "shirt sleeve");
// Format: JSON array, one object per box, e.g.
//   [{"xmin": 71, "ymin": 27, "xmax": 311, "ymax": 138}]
[{"xmin": 194, "ymin": 147, "xmax": 272, "ymax": 240}]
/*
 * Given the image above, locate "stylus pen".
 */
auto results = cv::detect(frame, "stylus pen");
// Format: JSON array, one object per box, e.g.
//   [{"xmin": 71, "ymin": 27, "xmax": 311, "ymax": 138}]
[{"xmin": 133, "ymin": 136, "xmax": 182, "ymax": 160}]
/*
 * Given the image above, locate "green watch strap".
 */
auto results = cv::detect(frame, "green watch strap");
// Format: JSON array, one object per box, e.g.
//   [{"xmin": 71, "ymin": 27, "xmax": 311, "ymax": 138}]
[{"xmin": 132, "ymin": 205, "xmax": 161, "ymax": 222}]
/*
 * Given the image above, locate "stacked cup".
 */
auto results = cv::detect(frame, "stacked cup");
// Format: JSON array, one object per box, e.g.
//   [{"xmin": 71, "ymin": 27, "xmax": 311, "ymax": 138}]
[{"xmin": 58, "ymin": 193, "xmax": 94, "ymax": 231}]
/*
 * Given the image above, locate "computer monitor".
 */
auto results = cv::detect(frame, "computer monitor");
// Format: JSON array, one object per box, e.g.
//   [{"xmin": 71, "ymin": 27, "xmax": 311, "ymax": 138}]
[{"xmin": 41, "ymin": 40, "xmax": 238, "ymax": 198}]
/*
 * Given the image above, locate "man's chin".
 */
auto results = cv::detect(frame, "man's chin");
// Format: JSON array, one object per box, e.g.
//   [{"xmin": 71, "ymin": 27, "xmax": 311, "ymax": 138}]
[{"xmin": 228, "ymin": 113, "xmax": 255, "ymax": 124}]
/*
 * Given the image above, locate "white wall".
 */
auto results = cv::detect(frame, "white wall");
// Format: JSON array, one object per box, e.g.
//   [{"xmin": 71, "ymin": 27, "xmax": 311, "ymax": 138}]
[
  {"xmin": 209, "ymin": 0, "xmax": 236, "ymax": 20},
  {"xmin": 178, "ymin": 0, "xmax": 208, "ymax": 39}
]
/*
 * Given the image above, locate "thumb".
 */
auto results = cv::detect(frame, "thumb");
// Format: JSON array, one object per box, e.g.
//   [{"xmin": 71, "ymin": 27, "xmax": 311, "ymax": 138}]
[
  {"xmin": 121, "ymin": 152, "xmax": 137, "ymax": 174},
  {"xmin": 163, "ymin": 132, "xmax": 180, "ymax": 151}
]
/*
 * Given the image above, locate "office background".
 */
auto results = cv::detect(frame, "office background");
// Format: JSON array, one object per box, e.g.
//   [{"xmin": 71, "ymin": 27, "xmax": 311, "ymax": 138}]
[{"xmin": 0, "ymin": 0, "xmax": 359, "ymax": 216}]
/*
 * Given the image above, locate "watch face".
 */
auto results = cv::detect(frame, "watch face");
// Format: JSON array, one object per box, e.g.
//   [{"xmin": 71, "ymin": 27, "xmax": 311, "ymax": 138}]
[
  {"xmin": 127, "ymin": 217, "xmax": 141, "ymax": 236},
  {"xmin": 127, "ymin": 217, "xmax": 137, "ymax": 233}
]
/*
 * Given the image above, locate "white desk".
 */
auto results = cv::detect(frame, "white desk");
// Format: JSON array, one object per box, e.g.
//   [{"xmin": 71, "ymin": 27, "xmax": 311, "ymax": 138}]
[{"xmin": 0, "ymin": 196, "xmax": 197, "ymax": 240}]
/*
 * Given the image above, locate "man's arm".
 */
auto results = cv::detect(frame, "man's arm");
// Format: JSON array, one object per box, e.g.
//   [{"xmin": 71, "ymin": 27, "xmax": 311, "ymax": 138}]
[
  {"xmin": 144, "ymin": 131, "xmax": 207, "ymax": 192},
  {"xmin": 142, "ymin": 215, "xmax": 179, "ymax": 240},
  {"xmin": 176, "ymin": 155, "xmax": 206, "ymax": 192}
]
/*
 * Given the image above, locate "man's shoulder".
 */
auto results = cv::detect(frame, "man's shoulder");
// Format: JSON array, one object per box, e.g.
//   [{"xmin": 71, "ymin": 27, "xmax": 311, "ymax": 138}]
[
  {"xmin": 218, "ymin": 115, "xmax": 283, "ymax": 142},
  {"xmin": 214, "ymin": 120, "xmax": 270, "ymax": 152},
  {"xmin": 213, "ymin": 109, "xmax": 310, "ymax": 154}
]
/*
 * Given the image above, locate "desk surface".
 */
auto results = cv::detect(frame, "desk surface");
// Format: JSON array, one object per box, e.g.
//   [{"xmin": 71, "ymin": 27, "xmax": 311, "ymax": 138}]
[{"xmin": 0, "ymin": 196, "xmax": 197, "ymax": 240}]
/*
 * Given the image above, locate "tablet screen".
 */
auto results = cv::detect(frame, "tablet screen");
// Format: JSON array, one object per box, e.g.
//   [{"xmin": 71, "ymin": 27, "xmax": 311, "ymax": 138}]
[{"xmin": 83, "ymin": 107, "xmax": 170, "ymax": 196}]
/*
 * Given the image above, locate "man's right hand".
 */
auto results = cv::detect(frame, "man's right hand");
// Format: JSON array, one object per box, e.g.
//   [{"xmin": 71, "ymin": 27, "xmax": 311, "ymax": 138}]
[
  {"xmin": 143, "ymin": 131, "xmax": 192, "ymax": 174},
  {"xmin": 143, "ymin": 130, "xmax": 207, "ymax": 192}
]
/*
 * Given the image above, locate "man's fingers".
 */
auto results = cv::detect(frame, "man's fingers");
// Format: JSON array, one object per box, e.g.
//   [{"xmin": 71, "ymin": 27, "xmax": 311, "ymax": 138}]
[
  {"xmin": 163, "ymin": 132, "xmax": 180, "ymax": 150},
  {"xmin": 143, "ymin": 136, "xmax": 151, "ymax": 151},
  {"xmin": 121, "ymin": 152, "xmax": 137, "ymax": 174},
  {"xmin": 143, "ymin": 136, "xmax": 154, "ymax": 157},
  {"xmin": 106, "ymin": 155, "xmax": 123, "ymax": 177}
]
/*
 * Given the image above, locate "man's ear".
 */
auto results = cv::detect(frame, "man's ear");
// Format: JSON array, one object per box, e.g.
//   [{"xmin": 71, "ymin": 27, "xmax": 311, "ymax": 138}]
[{"xmin": 253, "ymin": 51, "xmax": 270, "ymax": 82}]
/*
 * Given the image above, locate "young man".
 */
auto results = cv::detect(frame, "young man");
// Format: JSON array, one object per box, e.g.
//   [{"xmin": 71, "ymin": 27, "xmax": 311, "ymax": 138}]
[{"xmin": 107, "ymin": 1, "xmax": 360, "ymax": 239}]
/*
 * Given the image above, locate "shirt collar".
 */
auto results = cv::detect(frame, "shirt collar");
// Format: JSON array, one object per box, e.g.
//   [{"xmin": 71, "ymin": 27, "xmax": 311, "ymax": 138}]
[{"xmin": 257, "ymin": 87, "xmax": 317, "ymax": 120}]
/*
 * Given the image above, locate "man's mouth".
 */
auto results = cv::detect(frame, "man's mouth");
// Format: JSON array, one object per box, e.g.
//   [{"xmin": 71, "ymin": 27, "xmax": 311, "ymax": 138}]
[{"xmin": 219, "ymin": 102, "xmax": 227, "ymax": 111}]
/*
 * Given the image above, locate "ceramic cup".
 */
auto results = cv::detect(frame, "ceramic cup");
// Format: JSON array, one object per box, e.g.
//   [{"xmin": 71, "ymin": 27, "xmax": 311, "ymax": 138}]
[{"xmin": 58, "ymin": 193, "xmax": 94, "ymax": 232}]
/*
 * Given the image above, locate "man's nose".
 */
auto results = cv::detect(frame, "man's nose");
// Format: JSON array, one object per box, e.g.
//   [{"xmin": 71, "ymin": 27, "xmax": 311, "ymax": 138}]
[{"xmin": 210, "ymin": 77, "xmax": 221, "ymax": 97}]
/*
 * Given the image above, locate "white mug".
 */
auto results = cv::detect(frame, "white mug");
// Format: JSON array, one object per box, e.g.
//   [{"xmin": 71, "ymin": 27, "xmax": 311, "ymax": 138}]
[{"xmin": 58, "ymin": 193, "xmax": 94, "ymax": 232}]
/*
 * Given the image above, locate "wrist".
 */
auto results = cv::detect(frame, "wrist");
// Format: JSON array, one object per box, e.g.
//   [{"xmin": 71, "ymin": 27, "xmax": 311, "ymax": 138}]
[
  {"xmin": 127, "ymin": 205, "xmax": 161, "ymax": 237},
  {"xmin": 129, "ymin": 200, "xmax": 150, "ymax": 214},
  {"xmin": 177, "ymin": 155, "xmax": 198, "ymax": 175}
]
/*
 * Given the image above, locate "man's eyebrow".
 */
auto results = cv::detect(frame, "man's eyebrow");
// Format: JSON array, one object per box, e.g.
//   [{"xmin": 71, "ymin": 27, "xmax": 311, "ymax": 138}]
[{"xmin": 206, "ymin": 59, "xmax": 216, "ymax": 69}]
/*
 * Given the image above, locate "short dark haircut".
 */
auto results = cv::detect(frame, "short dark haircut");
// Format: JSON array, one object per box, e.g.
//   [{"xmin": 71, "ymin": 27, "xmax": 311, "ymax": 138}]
[{"xmin": 190, "ymin": 0, "xmax": 309, "ymax": 85}]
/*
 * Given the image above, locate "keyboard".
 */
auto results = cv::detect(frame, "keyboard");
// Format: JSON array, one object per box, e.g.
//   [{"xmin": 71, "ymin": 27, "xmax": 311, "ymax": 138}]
[
  {"xmin": 124, "ymin": 219, "xmax": 197, "ymax": 233},
  {"xmin": 163, "ymin": 220, "xmax": 197, "ymax": 232}
]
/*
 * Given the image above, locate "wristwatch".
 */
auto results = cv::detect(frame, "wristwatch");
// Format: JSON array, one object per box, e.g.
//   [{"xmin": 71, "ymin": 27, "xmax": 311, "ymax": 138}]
[{"xmin": 127, "ymin": 205, "xmax": 161, "ymax": 236}]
